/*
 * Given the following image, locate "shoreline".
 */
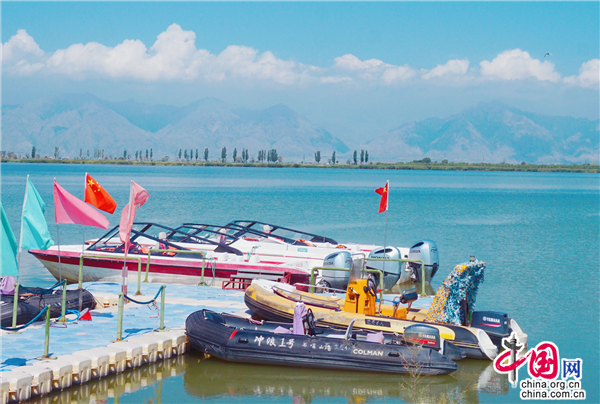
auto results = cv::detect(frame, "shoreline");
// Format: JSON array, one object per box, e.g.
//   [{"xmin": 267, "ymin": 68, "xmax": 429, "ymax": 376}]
[{"xmin": 2, "ymin": 158, "xmax": 598, "ymax": 173}]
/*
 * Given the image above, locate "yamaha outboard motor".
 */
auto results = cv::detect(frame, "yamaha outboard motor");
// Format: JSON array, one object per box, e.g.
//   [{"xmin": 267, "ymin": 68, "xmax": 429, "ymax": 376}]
[
  {"xmin": 407, "ymin": 240, "xmax": 439, "ymax": 283},
  {"xmin": 319, "ymin": 251, "xmax": 352, "ymax": 290},
  {"xmin": 403, "ymin": 324, "xmax": 465, "ymax": 361},
  {"xmin": 470, "ymin": 311, "xmax": 510, "ymax": 347},
  {"xmin": 366, "ymin": 246, "xmax": 402, "ymax": 290}
]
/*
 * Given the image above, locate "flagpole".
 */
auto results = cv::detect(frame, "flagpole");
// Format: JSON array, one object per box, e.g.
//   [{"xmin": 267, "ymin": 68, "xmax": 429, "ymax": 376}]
[
  {"xmin": 122, "ymin": 181, "xmax": 134, "ymax": 296},
  {"xmin": 18, "ymin": 175, "xmax": 30, "ymax": 282},
  {"xmin": 57, "ymin": 223, "xmax": 62, "ymax": 282},
  {"xmin": 382, "ymin": 181, "xmax": 388, "ymax": 283}
]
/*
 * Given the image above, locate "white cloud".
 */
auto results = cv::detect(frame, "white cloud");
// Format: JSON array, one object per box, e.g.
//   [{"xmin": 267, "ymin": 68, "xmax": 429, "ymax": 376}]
[
  {"xmin": 333, "ymin": 54, "xmax": 416, "ymax": 85},
  {"xmin": 333, "ymin": 54, "xmax": 386, "ymax": 71},
  {"xmin": 6, "ymin": 24, "xmax": 305, "ymax": 85},
  {"xmin": 3, "ymin": 29, "xmax": 596, "ymax": 91},
  {"xmin": 422, "ymin": 59, "xmax": 469, "ymax": 80},
  {"xmin": 564, "ymin": 59, "xmax": 599, "ymax": 88},
  {"xmin": 2, "ymin": 29, "xmax": 45, "ymax": 75},
  {"xmin": 480, "ymin": 49, "xmax": 561, "ymax": 82}
]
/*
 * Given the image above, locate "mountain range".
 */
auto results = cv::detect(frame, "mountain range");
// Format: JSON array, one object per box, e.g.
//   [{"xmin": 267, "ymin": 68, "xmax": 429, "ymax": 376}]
[{"xmin": 2, "ymin": 94, "xmax": 598, "ymax": 164}]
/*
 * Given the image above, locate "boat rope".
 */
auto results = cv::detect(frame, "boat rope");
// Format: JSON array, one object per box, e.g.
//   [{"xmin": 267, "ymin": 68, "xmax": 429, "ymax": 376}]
[
  {"xmin": 1, "ymin": 307, "xmax": 50, "ymax": 331},
  {"xmin": 123, "ymin": 287, "xmax": 163, "ymax": 305}
]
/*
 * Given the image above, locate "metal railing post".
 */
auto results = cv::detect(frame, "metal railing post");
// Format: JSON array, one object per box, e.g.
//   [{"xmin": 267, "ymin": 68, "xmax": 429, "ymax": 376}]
[
  {"xmin": 57, "ymin": 282, "xmax": 67, "ymax": 323},
  {"xmin": 36, "ymin": 305, "xmax": 55, "ymax": 360},
  {"xmin": 116, "ymin": 293, "xmax": 124, "ymax": 341},
  {"xmin": 135, "ymin": 260, "xmax": 142, "ymax": 295},
  {"xmin": 159, "ymin": 285, "xmax": 166, "ymax": 331},
  {"xmin": 199, "ymin": 258, "xmax": 206, "ymax": 286},
  {"xmin": 11, "ymin": 283, "xmax": 20, "ymax": 331}
]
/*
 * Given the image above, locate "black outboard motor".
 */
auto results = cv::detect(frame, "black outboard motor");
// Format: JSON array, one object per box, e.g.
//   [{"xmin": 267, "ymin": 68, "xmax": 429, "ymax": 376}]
[
  {"xmin": 407, "ymin": 240, "xmax": 439, "ymax": 283},
  {"xmin": 470, "ymin": 311, "xmax": 510, "ymax": 347},
  {"xmin": 403, "ymin": 324, "xmax": 465, "ymax": 361}
]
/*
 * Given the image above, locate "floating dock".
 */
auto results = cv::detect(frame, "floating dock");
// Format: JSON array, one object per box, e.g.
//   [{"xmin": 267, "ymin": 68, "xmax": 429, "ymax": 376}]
[{"xmin": 0, "ymin": 282, "xmax": 246, "ymax": 403}]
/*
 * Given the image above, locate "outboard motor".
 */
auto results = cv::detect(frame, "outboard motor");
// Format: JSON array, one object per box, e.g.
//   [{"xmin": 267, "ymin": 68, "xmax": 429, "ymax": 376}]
[
  {"xmin": 470, "ymin": 311, "xmax": 510, "ymax": 347},
  {"xmin": 407, "ymin": 240, "xmax": 439, "ymax": 283},
  {"xmin": 319, "ymin": 251, "xmax": 352, "ymax": 290},
  {"xmin": 403, "ymin": 324, "xmax": 465, "ymax": 361},
  {"xmin": 366, "ymin": 246, "xmax": 402, "ymax": 290}
]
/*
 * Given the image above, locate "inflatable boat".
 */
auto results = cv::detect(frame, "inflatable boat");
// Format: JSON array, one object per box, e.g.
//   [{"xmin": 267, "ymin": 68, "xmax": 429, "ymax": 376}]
[
  {"xmin": 1, "ymin": 287, "xmax": 95, "ymax": 327},
  {"xmin": 186, "ymin": 309, "xmax": 458, "ymax": 376},
  {"xmin": 244, "ymin": 261, "xmax": 527, "ymax": 360}
]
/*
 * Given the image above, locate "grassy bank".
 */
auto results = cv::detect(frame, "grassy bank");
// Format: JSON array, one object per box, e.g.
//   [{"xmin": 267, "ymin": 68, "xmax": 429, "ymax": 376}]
[{"xmin": 2, "ymin": 158, "xmax": 598, "ymax": 173}]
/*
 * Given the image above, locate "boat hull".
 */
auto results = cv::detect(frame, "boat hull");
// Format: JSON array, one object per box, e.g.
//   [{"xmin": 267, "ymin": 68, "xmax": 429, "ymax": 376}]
[
  {"xmin": 244, "ymin": 280, "xmax": 499, "ymax": 360},
  {"xmin": 29, "ymin": 248, "xmax": 310, "ymax": 286},
  {"xmin": 186, "ymin": 310, "xmax": 457, "ymax": 376}
]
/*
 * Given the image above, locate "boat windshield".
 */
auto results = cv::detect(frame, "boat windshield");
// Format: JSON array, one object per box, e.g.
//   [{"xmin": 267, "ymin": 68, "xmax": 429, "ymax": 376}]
[
  {"xmin": 227, "ymin": 220, "xmax": 338, "ymax": 245},
  {"xmin": 86, "ymin": 222, "xmax": 243, "ymax": 256}
]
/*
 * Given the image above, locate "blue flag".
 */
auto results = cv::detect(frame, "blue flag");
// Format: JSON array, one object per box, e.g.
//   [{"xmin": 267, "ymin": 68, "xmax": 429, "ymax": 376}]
[
  {"xmin": 20, "ymin": 176, "xmax": 54, "ymax": 251},
  {"xmin": 1, "ymin": 202, "xmax": 19, "ymax": 276}
]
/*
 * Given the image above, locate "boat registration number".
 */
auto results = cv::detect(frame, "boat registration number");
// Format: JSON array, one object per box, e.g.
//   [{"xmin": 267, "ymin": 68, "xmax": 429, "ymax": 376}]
[{"xmin": 365, "ymin": 319, "xmax": 391, "ymax": 327}]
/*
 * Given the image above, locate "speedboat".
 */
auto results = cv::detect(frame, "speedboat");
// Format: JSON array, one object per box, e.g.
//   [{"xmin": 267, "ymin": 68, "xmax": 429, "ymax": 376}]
[
  {"xmin": 185, "ymin": 309, "xmax": 458, "ymax": 375},
  {"xmin": 243, "ymin": 261, "xmax": 527, "ymax": 360},
  {"xmin": 30, "ymin": 221, "xmax": 439, "ymax": 289}
]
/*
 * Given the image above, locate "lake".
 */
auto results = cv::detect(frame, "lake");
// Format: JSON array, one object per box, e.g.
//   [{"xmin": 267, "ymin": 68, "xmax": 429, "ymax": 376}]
[{"xmin": 1, "ymin": 163, "xmax": 598, "ymax": 403}]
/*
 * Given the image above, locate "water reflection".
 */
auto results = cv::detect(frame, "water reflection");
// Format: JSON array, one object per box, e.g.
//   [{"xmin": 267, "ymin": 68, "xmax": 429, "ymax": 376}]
[
  {"xmin": 26, "ymin": 355, "xmax": 186, "ymax": 404},
  {"xmin": 183, "ymin": 352, "xmax": 508, "ymax": 404},
  {"xmin": 24, "ymin": 351, "xmax": 507, "ymax": 404}
]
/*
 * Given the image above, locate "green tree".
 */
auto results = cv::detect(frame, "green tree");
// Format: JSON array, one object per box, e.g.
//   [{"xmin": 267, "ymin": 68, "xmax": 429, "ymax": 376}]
[
  {"xmin": 146, "ymin": 149, "xmax": 149, "ymax": 161},
  {"xmin": 221, "ymin": 147, "xmax": 227, "ymax": 162},
  {"xmin": 365, "ymin": 150, "xmax": 369, "ymax": 163},
  {"xmin": 204, "ymin": 148, "xmax": 209, "ymax": 161},
  {"xmin": 315, "ymin": 151, "xmax": 321, "ymax": 163},
  {"xmin": 353, "ymin": 150, "xmax": 357, "ymax": 165},
  {"xmin": 360, "ymin": 150, "xmax": 364, "ymax": 164},
  {"xmin": 123, "ymin": 150, "xmax": 127, "ymax": 159},
  {"xmin": 184, "ymin": 149, "xmax": 188, "ymax": 160},
  {"xmin": 150, "ymin": 148, "xmax": 153, "ymax": 161},
  {"xmin": 233, "ymin": 148, "xmax": 238, "ymax": 162},
  {"xmin": 135, "ymin": 151, "xmax": 139, "ymax": 160},
  {"xmin": 178, "ymin": 149, "xmax": 182, "ymax": 160},
  {"xmin": 31, "ymin": 146, "xmax": 36, "ymax": 159},
  {"xmin": 54, "ymin": 147, "xmax": 60, "ymax": 159},
  {"xmin": 195, "ymin": 149, "xmax": 198, "ymax": 161},
  {"xmin": 331, "ymin": 151, "xmax": 336, "ymax": 165},
  {"xmin": 422, "ymin": 157, "xmax": 431, "ymax": 163}
]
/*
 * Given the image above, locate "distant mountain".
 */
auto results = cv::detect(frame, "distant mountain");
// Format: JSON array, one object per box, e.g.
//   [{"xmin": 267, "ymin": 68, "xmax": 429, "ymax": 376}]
[
  {"xmin": 363, "ymin": 102, "xmax": 599, "ymax": 164},
  {"xmin": 2, "ymin": 96, "xmax": 597, "ymax": 164},
  {"xmin": 1, "ymin": 94, "xmax": 348, "ymax": 161}
]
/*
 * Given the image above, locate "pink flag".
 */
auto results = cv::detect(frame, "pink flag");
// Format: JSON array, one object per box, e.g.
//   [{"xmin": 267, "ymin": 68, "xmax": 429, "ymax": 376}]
[
  {"xmin": 54, "ymin": 181, "xmax": 109, "ymax": 229},
  {"xmin": 119, "ymin": 181, "xmax": 149, "ymax": 245}
]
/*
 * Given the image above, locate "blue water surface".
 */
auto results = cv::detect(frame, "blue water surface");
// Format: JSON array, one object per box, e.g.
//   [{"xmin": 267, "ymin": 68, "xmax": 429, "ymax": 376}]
[{"xmin": 1, "ymin": 163, "xmax": 598, "ymax": 403}]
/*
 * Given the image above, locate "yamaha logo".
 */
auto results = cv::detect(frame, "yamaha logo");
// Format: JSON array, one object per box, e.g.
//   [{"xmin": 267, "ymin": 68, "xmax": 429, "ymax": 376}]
[{"xmin": 483, "ymin": 316, "xmax": 500, "ymax": 323}]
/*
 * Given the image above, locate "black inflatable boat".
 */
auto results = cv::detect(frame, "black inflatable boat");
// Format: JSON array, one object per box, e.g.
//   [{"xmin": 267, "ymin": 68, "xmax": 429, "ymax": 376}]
[
  {"xmin": 186, "ymin": 309, "xmax": 458, "ymax": 376},
  {"xmin": 1, "ymin": 287, "xmax": 95, "ymax": 327}
]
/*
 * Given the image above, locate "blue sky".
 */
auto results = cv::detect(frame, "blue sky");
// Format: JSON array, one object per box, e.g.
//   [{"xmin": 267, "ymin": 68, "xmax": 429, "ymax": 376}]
[{"xmin": 2, "ymin": 2, "xmax": 598, "ymax": 141}]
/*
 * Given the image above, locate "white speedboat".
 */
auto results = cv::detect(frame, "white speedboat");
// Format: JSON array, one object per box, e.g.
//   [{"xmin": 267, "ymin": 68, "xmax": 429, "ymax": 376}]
[{"xmin": 30, "ymin": 221, "xmax": 438, "ymax": 289}]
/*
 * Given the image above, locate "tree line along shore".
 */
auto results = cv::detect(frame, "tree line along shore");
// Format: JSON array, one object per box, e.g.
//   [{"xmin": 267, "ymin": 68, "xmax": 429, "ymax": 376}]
[{"xmin": 2, "ymin": 158, "xmax": 598, "ymax": 173}]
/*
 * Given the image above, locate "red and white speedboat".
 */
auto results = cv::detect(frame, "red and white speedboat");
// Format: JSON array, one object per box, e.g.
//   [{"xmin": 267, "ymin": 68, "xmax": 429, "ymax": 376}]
[{"xmin": 29, "ymin": 221, "xmax": 439, "ymax": 288}]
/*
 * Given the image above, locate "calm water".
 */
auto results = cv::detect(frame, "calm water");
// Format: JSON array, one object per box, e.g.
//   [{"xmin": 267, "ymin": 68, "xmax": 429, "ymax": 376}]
[{"xmin": 1, "ymin": 163, "xmax": 598, "ymax": 403}]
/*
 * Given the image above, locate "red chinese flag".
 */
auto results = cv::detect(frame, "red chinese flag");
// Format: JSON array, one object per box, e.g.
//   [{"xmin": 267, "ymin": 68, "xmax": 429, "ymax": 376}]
[
  {"xmin": 84, "ymin": 173, "xmax": 117, "ymax": 214},
  {"xmin": 374, "ymin": 181, "xmax": 389, "ymax": 213}
]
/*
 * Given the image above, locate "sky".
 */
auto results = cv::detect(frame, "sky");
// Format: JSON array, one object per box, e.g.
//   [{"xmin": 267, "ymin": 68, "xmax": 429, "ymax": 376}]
[{"xmin": 2, "ymin": 2, "xmax": 599, "ymax": 142}]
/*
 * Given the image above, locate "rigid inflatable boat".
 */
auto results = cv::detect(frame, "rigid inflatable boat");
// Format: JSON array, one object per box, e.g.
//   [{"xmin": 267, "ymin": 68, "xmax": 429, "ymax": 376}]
[
  {"xmin": 1, "ymin": 287, "xmax": 95, "ymax": 327},
  {"xmin": 244, "ymin": 261, "xmax": 527, "ymax": 360},
  {"xmin": 186, "ymin": 309, "xmax": 458, "ymax": 376}
]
